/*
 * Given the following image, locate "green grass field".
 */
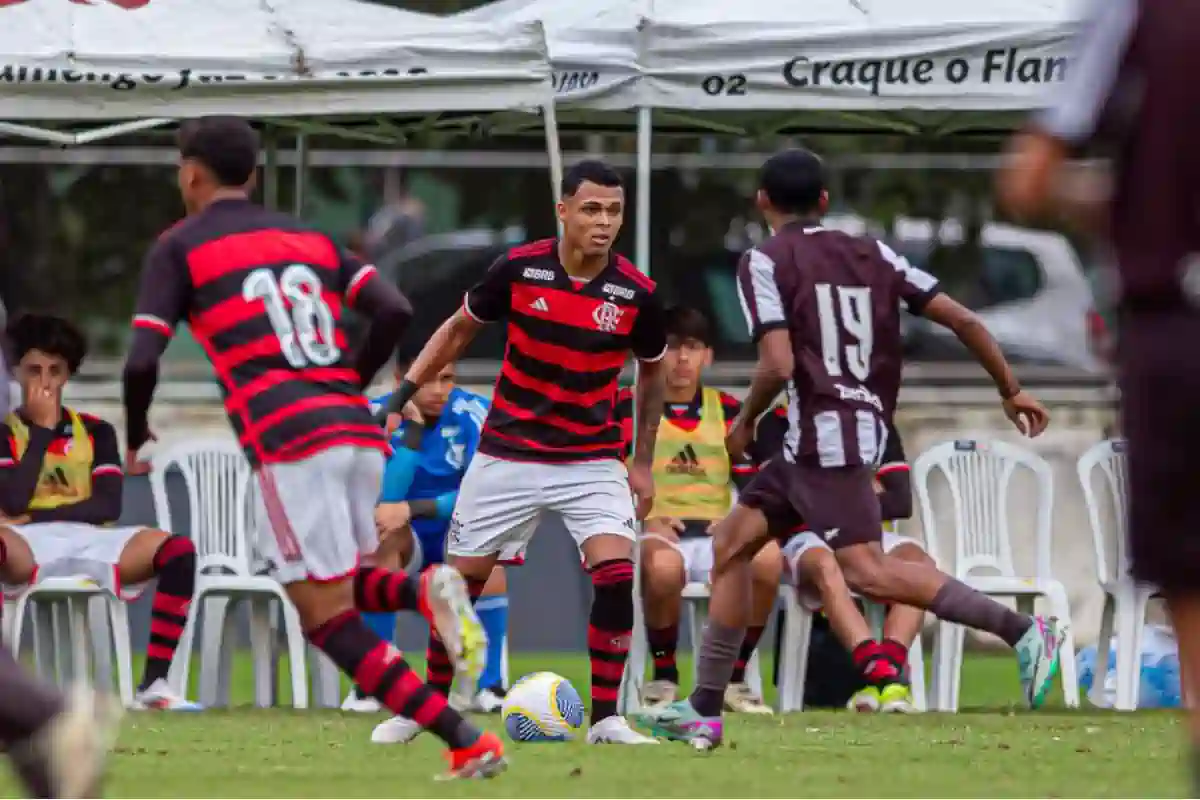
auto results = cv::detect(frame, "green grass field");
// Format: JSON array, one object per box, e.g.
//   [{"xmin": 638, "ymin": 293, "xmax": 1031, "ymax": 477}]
[{"xmin": 5, "ymin": 653, "xmax": 1187, "ymax": 797}]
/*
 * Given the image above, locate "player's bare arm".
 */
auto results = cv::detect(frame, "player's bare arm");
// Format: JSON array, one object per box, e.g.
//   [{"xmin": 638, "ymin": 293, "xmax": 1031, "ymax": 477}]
[
  {"xmin": 729, "ymin": 328, "xmax": 792, "ymax": 460},
  {"xmin": 383, "ymin": 308, "xmax": 484, "ymax": 421},
  {"xmin": 920, "ymin": 294, "xmax": 1049, "ymax": 437},
  {"xmin": 629, "ymin": 355, "xmax": 666, "ymax": 520}
]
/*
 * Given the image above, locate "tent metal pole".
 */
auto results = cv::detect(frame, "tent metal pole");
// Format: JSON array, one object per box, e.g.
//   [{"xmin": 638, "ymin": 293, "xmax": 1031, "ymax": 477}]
[
  {"xmin": 263, "ymin": 128, "xmax": 280, "ymax": 211},
  {"xmin": 634, "ymin": 106, "xmax": 652, "ymax": 276},
  {"xmin": 73, "ymin": 118, "xmax": 173, "ymax": 144},
  {"xmin": 293, "ymin": 133, "xmax": 309, "ymax": 218},
  {"xmin": 541, "ymin": 101, "xmax": 565, "ymax": 233}
]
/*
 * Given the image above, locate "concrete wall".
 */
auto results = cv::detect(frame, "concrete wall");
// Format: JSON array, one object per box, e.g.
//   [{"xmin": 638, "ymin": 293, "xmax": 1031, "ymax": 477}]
[{"xmin": 71, "ymin": 388, "xmax": 1127, "ymax": 654}]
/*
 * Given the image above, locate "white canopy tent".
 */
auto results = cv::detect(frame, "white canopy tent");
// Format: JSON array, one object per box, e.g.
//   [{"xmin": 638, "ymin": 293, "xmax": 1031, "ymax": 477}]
[
  {"xmin": 452, "ymin": 0, "xmax": 1081, "ymax": 273},
  {"xmin": 457, "ymin": 0, "xmax": 643, "ymax": 109},
  {"xmin": 0, "ymin": 0, "xmax": 564, "ymax": 200}
]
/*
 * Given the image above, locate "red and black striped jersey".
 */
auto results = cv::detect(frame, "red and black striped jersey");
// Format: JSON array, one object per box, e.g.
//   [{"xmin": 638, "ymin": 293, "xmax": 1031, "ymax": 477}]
[
  {"xmin": 464, "ymin": 239, "xmax": 667, "ymax": 463},
  {"xmin": 131, "ymin": 198, "xmax": 386, "ymax": 467},
  {"xmin": 612, "ymin": 386, "xmax": 766, "ymax": 487}
]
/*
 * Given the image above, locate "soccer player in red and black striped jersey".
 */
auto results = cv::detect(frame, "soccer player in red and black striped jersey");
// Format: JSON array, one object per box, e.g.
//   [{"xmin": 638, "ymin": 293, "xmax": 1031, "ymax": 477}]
[
  {"xmin": 121, "ymin": 117, "xmax": 505, "ymax": 777},
  {"xmin": 388, "ymin": 160, "xmax": 668, "ymax": 744},
  {"xmin": 612, "ymin": 306, "xmax": 780, "ymax": 714}
]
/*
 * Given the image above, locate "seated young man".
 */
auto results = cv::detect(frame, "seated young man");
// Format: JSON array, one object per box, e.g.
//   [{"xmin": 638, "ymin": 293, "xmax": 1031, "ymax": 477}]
[
  {"xmin": 615, "ymin": 306, "xmax": 781, "ymax": 714},
  {"xmin": 758, "ymin": 404, "xmax": 934, "ymax": 713},
  {"xmin": 350, "ymin": 351, "xmax": 510, "ymax": 738},
  {"xmin": 0, "ymin": 313, "xmax": 200, "ymax": 710}
]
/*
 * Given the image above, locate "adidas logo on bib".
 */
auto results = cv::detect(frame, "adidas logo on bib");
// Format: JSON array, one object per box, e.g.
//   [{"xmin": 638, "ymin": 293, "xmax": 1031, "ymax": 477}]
[{"xmin": 667, "ymin": 444, "xmax": 706, "ymax": 477}]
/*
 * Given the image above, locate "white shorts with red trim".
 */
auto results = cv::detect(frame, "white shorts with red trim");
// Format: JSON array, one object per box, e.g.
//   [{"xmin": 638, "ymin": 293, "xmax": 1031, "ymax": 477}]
[
  {"xmin": 251, "ymin": 445, "xmax": 384, "ymax": 585},
  {"xmin": 784, "ymin": 529, "xmax": 925, "ymax": 612},
  {"xmin": 447, "ymin": 453, "xmax": 636, "ymax": 564},
  {"xmin": 3, "ymin": 523, "xmax": 150, "ymax": 600}
]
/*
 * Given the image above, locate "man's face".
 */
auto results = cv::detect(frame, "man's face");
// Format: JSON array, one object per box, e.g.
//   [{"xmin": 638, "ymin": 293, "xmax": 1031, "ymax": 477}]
[
  {"xmin": 410, "ymin": 364, "xmax": 456, "ymax": 419},
  {"xmin": 557, "ymin": 181, "xmax": 624, "ymax": 258},
  {"xmin": 664, "ymin": 336, "xmax": 711, "ymax": 393},
  {"xmin": 17, "ymin": 350, "xmax": 68, "ymax": 399}
]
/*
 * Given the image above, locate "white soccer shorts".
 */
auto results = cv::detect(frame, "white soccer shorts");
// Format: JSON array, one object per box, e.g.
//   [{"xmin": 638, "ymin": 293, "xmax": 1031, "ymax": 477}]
[
  {"xmin": 3, "ymin": 522, "xmax": 150, "ymax": 600},
  {"xmin": 251, "ymin": 445, "xmax": 384, "ymax": 585},
  {"xmin": 640, "ymin": 533, "xmax": 715, "ymax": 584},
  {"xmin": 446, "ymin": 453, "xmax": 637, "ymax": 563}
]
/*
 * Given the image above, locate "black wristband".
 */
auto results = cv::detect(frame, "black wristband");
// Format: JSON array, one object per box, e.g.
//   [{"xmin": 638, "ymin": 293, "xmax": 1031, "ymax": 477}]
[
  {"xmin": 375, "ymin": 379, "xmax": 420, "ymax": 426},
  {"xmin": 408, "ymin": 498, "xmax": 439, "ymax": 519}
]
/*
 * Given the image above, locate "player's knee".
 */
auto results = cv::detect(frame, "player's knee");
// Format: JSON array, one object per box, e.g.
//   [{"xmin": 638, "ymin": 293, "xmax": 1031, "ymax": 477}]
[
  {"xmin": 152, "ymin": 532, "xmax": 196, "ymax": 572},
  {"xmin": 589, "ymin": 558, "xmax": 635, "ymax": 631},
  {"xmin": 751, "ymin": 540, "xmax": 784, "ymax": 586},
  {"xmin": 891, "ymin": 543, "xmax": 933, "ymax": 568},
  {"xmin": 640, "ymin": 542, "xmax": 685, "ymax": 594},
  {"xmin": 801, "ymin": 549, "xmax": 843, "ymax": 593}
]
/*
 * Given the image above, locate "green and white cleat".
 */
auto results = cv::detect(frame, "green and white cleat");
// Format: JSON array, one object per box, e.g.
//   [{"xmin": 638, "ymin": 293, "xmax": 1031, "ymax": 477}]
[
  {"xmin": 1016, "ymin": 615, "xmax": 1065, "ymax": 709},
  {"xmin": 631, "ymin": 700, "xmax": 724, "ymax": 751},
  {"xmin": 847, "ymin": 685, "xmax": 881, "ymax": 713},
  {"xmin": 879, "ymin": 683, "xmax": 917, "ymax": 714}
]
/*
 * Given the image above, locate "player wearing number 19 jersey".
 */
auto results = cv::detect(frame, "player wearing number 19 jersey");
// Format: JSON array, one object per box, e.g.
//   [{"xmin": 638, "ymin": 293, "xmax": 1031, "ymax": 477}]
[
  {"xmin": 121, "ymin": 117, "xmax": 505, "ymax": 778},
  {"xmin": 635, "ymin": 148, "xmax": 1064, "ymax": 748}
]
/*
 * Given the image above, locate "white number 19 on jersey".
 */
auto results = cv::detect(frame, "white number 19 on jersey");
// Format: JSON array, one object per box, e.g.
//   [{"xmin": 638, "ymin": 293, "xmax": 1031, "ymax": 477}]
[{"xmin": 815, "ymin": 283, "xmax": 873, "ymax": 381}]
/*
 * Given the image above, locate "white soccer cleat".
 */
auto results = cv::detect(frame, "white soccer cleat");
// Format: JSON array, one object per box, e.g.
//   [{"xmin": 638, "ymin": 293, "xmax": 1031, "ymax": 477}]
[
  {"xmin": 341, "ymin": 689, "xmax": 382, "ymax": 713},
  {"xmin": 472, "ymin": 687, "xmax": 506, "ymax": 714},
  {"xmin": 586, "ymin": 715, "xmax": 659, "ymax": 745},
  {"xmin": 421, "ymin": 565, "xmax": 488, "ymax": 711},
  {"xmin": 133, "ymin": 678, "xmax": 204, "ymax": 711},
  {"xmin": 723, "ymin": 683, "xmax": 773, "ymax": 715},
  {"xmin": 640, "ymin": 679, "xmax": 679, "ymax": 708},
  {"xmin": 371, "ymin": 715, "xmax": 424, "ymax": 745},
  {"xmin": 11, "ymin": 684, "xmax": 124, "ymax": 798}
]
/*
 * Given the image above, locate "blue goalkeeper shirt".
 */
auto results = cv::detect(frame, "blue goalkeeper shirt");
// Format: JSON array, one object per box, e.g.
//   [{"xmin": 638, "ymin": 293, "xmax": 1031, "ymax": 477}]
[{"xmin": 369, "ymin": 387, "xmax": 488, "ymax": 560}]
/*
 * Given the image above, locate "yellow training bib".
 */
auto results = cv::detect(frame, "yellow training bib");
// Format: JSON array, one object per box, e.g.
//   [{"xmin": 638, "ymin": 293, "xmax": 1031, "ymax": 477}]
[
  {"xmin": 6, "ymin": 408, "xmax": 94, "ymax": 510},
  {"xmin": 645, "ymin": 387, "xmax": 732, "ymax": 521}
]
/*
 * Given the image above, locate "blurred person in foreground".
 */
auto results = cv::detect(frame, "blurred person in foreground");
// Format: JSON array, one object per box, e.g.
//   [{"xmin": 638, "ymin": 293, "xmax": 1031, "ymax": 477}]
[
  {"xmin": 613, "ymin": 305, "xmax": 779, "ymax": 714},
  {"xmin": 999, "ymin": 0, "xmax": 1200, "ymax": 787},
  {"xmin": 634, "ymin": 148, "xmax": 1057, "ymax": 749},
  {"xmin": 1, "ymin": 313, "xmax": 202, "ymax": 710},
  {"xmin": 122, "ymin": 116, "xmax": 505, "ymax": 778}
]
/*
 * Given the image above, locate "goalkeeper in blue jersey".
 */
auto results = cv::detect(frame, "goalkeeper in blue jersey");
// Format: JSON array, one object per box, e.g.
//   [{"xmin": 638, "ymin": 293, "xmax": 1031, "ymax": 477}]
[{"xmin": 343, "ymin": 352, "xmax": 511, "ymax": 741}]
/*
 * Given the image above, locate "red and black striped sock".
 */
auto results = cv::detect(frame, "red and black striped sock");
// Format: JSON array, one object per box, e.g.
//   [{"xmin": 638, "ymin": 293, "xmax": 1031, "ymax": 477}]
[
  {"xmin": 851, "ymin": 640, "xmax": 901, "ymax": 686},
  {"xmin": 141, "ymin": 534, "xmax": 196, "ymax": 690},
  {"xmin": 310, "ymin": 611, "xmax": 479, "ymax": 749},
  {"xmin": 353, "ymin": 566, "xmax": 419, "ymax": 612},
  {"xmin": 425, "ymin": 577, "xmax": 486, "ymax": 697},
  {"xmin": 587, "ymin": 559, "xmax": 634, "ymax": 725},
  {"xmin": 880, "ymin": 638, "xmax": 909, "ymax": 671},
  {"xmin": 647, "ymin": 624, "xmax": 679, "ymax": 684},
  {"xmin": 730, "ymin": 625, "xmax": 765, "ymax": 684}
]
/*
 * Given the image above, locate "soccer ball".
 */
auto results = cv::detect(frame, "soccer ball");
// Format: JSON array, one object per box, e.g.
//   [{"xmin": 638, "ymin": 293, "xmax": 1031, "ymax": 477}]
[{"xmin": 501, "ymin": 671, "xmax": 586, "ymax": 742}]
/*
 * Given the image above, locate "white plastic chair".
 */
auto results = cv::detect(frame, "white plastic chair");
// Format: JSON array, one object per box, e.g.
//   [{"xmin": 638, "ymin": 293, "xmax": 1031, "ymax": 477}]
[
  {"xmin": 1078, "ymin": 438, "xmax": 1153, "ymax": 710},
  {"xmin": 151, "ymin": 439, "xmax": 310, "ymax": 708},
  {"xmin": 914, "ymin": 438, "xmax": 1079, "ymax": 711},
  {"xmin": 3, "ymin": 578, "xmax": 135, "ymax": 707}
]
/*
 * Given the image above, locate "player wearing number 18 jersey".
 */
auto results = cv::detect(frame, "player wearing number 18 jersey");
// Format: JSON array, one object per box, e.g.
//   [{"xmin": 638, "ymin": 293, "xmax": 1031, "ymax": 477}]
[
  {"xmin": 121, "ymin": 117, "xmax": 505, "ymax": 778},
  {"xmin": 635, "ymin": 148, "xmax": 1064, "ymax": 747}
]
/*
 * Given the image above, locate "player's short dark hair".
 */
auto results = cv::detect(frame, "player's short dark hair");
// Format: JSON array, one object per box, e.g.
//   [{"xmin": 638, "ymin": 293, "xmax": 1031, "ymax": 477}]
[
  {"xmin": 177, "ymin": 116, "xmax": 260, "ymax": 188},
  {"xmin": 665, "ymin": 305, "xmax": 712, "ymax": 346},
  {"xmin": 6, "ymin": 313, "xmax": 88, "ymax": 374},
  {"xmin": 759, "ymin": 148, "xmax": 826, "ymax": 215},
  {"xmin": 562, "ymin": 159, "xmax": 623, "ymax": 197}
]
